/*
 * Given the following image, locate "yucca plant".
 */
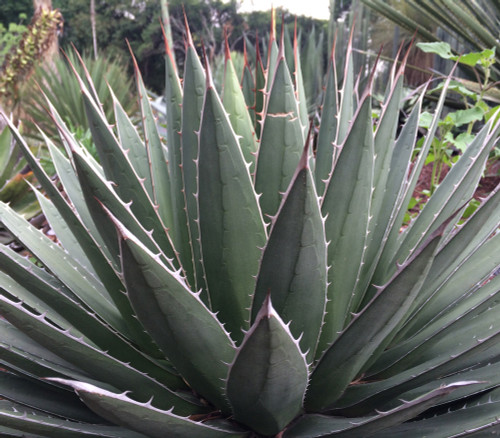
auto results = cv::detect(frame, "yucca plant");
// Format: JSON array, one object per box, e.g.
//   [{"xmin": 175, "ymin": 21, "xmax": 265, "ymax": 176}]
[{"xmin": 0, "ymin": 15, "xmax": 499, "ymax": 437}]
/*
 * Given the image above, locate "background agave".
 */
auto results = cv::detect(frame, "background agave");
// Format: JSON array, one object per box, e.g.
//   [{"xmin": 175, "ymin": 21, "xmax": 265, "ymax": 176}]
[{"xmin": 0, "ymin": 15, "xmax": 499, "ymax": 437}]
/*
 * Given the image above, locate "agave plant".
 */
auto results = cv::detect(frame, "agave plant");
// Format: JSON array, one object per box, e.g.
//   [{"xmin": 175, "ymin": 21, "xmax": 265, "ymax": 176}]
[{"xmin": 0, "ymin": 16, "xmax": 499, "ymax": 437}]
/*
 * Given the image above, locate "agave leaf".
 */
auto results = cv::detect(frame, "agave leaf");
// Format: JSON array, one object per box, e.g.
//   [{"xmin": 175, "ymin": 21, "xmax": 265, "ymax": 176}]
[
  {"xmin": 42, "ymin": 139, "xmax": 159, "ymax": 350},
  {"xmin": 255, "ymin": 49, "xmax": 305, "ymax": 220},
  {"xmin": 315, "ymin": 45, "xmax": 338, "ymax": 197},
  {"xmin": 423, "ymin": 187, "xmax": 500, "ymax": 294},
  {"xmin": 32, "ymin": 186, "xmax": 95, "ymax": 276},
  {"xmin": 0, "ymin": 319, "xmax": 92, "ymax": 382},
  {"xmin": 0, "ymin": 400, "xmax": 146, "ymax": 438},
  {"xmin": 369, "ymin": 387, "xmax": 500, "ymax": 437},
  {"xmin": 0, "ymin": 372, "xmax": 101, "ymax": 423},
  {"xmin": 0, "ymin": 247, "xmax": 181, "ymax": 388},
  {"xmin": 223, "ymin": 40, "xmax": 258, "ymax": 174},
  {"xmin": 50, "ymin": 379, "xmax": 247, "ymax": 438},
  {"xmin": 393, "ymin": 118, "xmax": 499, "ymax": 266},
  {"xmin": 227, "ymin": 296, "xmax": 308, "ymax": 436},
  {"xmin": 367, "ymin": 271, "xmax": 500, "ymax": 380},
  {"xmin": 0, "ymin": 270, "xmax": 74, "ymax": 336},
  {"xmin": 118, "ymin": 221, "xmax": 236, "ymax": 412},
  {"xmin": 0, "ymin": 202, "xmax": 127, "ymax": 334},
  {"xmin": 266, "ymin": 15, "xmax": 279, "ymax": 93},
  {"xmin": 198, "ymin": 72, "xmax": 266, "ymax": 342},
  {"xmin": 394, "ymin": 231, "xmax": 500, "ymax": 343},
  {"xmin": 306, "ymin": 222, "xmax": 442, "ymax": 412},
  {"xmin": 293, "ymin": 23, "xmax": 309, "ymax": 133},
  {"xmin": 0, "ymin": 128, "xmax": 18, "ymax": 188},
  {"xmin": 367, "ymin": 273, "xmax": 500, "ymax": 381},
  {"xmin": 372, "ymin": 76, "xmax": 453, "ymax": 287},
  {"xmin": 161, "ymin": 37, "xmax": 194, "ymax": 288},
  {"xmin": 380, "ymin": 358, "xmax": 500, "ymax": 413},
  {"xmin": 81, "ymin": 83, "xmax": 180, "ymax": 267},
  {"xmin": 335, "ymin": 37, "xmax": 354, "ymax": 147},
  {"xmin": 240, "ymin": 43, "xmax": 255, "ymax": 125},
  {"xmin": 352, "ymin": 73, "xmax": 404, "ymax": 306},
  {"xmin": 254, "ymin": 43, "xmax": 266, "ymax": 138},
  {"xmin": 181, "ymin": 30, "xmax": 207, "ymax": 297},
  {"xmin": 318, "ymin": 93, "xmax": 374, "ymax": 351},
  {"xmin": 113, "ymin": 92, "xmax": 153, "ymax": 201},
  {"xmin": 359, "ymin": 95, "xmax": 423, "ymax": 307},
  {"xmin": 333, "ymin": 300, "xmax": 500, "ymax": 415},
  {"xmin": 71, "ymin": 149, "xmax": 175, "ymax": 274},
  {"xmin": 286, "ymin": 382, "xmax": 473, "ymax": 437},
  {"xmin": 0, "ymin": 294, "xmax": 202, "ymax": 415},
  {"xmin": 252, "ymin": 145, "xmax": 327, "ymax": 363},
  {"xmin": 3, "ymin": 118, "xmax": 123, "ymax": 305},
  {"xmin": 46, "ymin": 139, "xmax": 116, "ymax": 268}
]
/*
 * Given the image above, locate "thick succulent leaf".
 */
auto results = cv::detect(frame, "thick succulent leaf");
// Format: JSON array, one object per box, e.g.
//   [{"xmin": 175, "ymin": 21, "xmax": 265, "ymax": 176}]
[
  {"xmin": 162, "ymin": 38, "xmax": 194, "ymax": 288},
  {"xmin": 45, "ymin": 140, "xmax": 116, "ymax": 267},
  {"xmin": 252, "ymin": 146, "xmax": 327, "ymax": 363},
  {"xmin": 0, "ymin": 295, "xmax": 202, "ymax": 415},
  {"xmin": 0, "ymin": 127, "xmax": 18, "ymax": 188},
  {"xmin": 32, "ymin": 186, "xmax": 95, "ymax": 277},
  {"xmin": 394, "ymin": 232, "xmax": 500, "ymax": 343},
  {"xmin": 293, "ymin": 25, "xmax": 309, "ymax": 134},
  {"xmin": 227, "ymin": 296, "xmax": 308, "ymax": 436},
  {"xmin": 359, "ymin": 96, "xmax": 423, "ymax": 307},
  {"xmin": 392, "ymin": 118, "xmax": 499, "ymax": 266},
  {"xmin": 133, "ymin": 53, "xmax": 176, "ymax": 237},
  {"xmin": 198, "ymin": 76, "xmax": 267, "ymax": 342},
  {"xmin": 0, "ymin": 247, "xmax": 181, "ymax": 388},
  {"xmin": 223, "ymin": 40, "xmax": 258, "ymax": 174},
  {"xmin": 0, "ymin": 372, "xmax": 102, "ymax": 423},
  {"xmin": 0, "ymin": 400, "xmax": 146, "ymax": 438},
  {"xmin": 81, "ymin": 84, "xmax": 179, "ymax": 266},
  {"xmin": 4, "ymin": 119, "xmax": 123, "ymax": 308},
  {"xmin": 255, "ymin": 50, "xmax": 305, "ymax": 220},
  {"xmin": 71, "ymin": 149, "xmax": 174, "ymax": 273},
  {"xmin": 254, "ymin": 44, "xmax": 266, "ymax": 139},
  {"xmin": 333, "ymin": 299, "xmax": 500, "ymax": 415},
  {"xmin": 118, "ymin": 223, "xmax": 235, "ymax": 412},
  {"xmin": 318, "ymin": 93, "xmax": 374, "ymax": 352},
  {"xmin": 50, "ymin": 379, "xmax": 247, "ymax": 438},
  {"xmin": 266, "ymin": 18, "xmax": 279, "ymax": 93},
  {"xmin": 372, "ymin": 77, "xmax": 452, "ymax": 286},
  {"xmin": 335, "ymin": 41, "xmax": 354, "ymax": 147},
  {"xmin": 285, "ymin": 383, "xmax": 474, "ymax": 437},
  {"xmin": 379, "ymin": 359, "xmax": 500, "ymax": 413},
  {"xmin": 181, "ymin": 36, "xmax": 207, "ymax": 297},
  {"xmin": 368, "ymin": 274, "xmax": 500, "ymax": 382},
  {"xmin": 306, "ymin": 223, "xmax": 442, "ymax": 412},
  {"xmin": 422, "ymin": 186, "xmax": 500, "ymax": 297},
  {"xmin": 366, "ymin": 269, "xmax": 500, "ymax": 380},
  {"xmin": 0, "ymin": 202, "xmax": 127, "ymax": 334},
  {"xmin": 315, "ymin": 46, "xmax": 338, "ymax": 196},
  {"xmin": 369, "ymin": 387, "xmax": 500, "ymax": 437},
  {"xmin": 351, "ymin": 74, "xmax": 404, "ymax": 307},
  {"xmin": 0, "ymin": 319, "xmax": 91, "ymax": 382},
  {"xmin": 240, "ymin": 44, "xmax": 255, "ymax": 125},
  {"xmin": 113, "ymin": 91, "xmax": 154, "ymax": 201}
]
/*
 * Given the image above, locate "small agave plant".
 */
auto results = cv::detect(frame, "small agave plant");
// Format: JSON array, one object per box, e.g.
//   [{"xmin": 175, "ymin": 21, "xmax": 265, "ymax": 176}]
[{"xmin": 0, "ymin": 15, "xmax": 499, "ymax": 437}]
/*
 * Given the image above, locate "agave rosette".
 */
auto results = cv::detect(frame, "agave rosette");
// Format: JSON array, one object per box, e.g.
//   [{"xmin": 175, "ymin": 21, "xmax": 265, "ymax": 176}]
[{"xmin": 0, "ymin": 17, "xmax": 499, "ymax": 438}]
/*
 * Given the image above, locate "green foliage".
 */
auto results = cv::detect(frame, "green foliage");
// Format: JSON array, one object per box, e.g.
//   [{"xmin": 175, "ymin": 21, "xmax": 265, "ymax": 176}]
[
  {"xmin": 415, "ymin": 43, "xmax": 499, "ymax": 197},
  {"xmin": 0, "ymin": 17, "xmax": 28, "ymax": 60},
  {"xmin": 0, "ymin": 17, "xmax": 499, "ymax": 438},
  {"xmin": 0, "ymin": 127, "xmax": 46, "ymax": 245},
  {"xmin": 22, "ymin": 50, "xmax": 137, "ymax": 150}
]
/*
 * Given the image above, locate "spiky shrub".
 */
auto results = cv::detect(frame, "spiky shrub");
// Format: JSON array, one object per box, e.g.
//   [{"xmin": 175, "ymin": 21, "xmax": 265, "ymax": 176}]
[{"xmin": 0, "ymin": 19, "xmax": 499, "ymax": 438}]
